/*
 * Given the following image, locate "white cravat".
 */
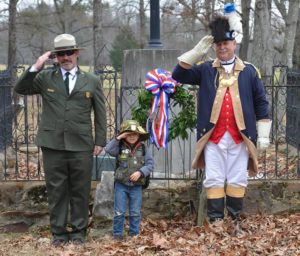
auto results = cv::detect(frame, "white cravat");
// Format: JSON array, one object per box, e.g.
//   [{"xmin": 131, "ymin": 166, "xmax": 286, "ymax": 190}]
[{"xmin": 220, "ymin": 56, "xmax": 235, "ymax": 74}]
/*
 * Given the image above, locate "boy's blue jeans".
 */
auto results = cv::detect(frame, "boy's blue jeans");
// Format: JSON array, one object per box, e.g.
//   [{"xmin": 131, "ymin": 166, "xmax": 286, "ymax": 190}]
[{"xmin": 113, "ymin": 182, "xmax": 142, "ymax": 237}]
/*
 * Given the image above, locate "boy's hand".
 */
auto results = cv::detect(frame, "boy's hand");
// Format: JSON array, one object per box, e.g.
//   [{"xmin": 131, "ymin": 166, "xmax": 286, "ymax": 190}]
[
  {"xmin": 93, "ymin": 145, "xmax": 103, "ymax": 156},
  {"xmin": 130, "ymin": 171, "xmax": 142, "ymax": 182},
  {"xmin": 117, "ymin": 132, "xmax": 131, "ymax": 140}
]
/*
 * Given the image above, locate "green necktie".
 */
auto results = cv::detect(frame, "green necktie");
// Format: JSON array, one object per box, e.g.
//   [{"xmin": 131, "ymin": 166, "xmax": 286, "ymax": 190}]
[{"xmin": 64, "ymin": 72, "xmax": 70, "ymax": 95}]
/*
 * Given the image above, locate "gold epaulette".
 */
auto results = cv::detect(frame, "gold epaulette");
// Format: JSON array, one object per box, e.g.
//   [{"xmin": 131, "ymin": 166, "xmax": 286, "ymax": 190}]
[
  {"xmin": 195, "ymin": 60, "xmax": 205, "ymax": 65},
  {"xmin": 244, "ymin": 61, "xmax": 262, "ymax": 79}
]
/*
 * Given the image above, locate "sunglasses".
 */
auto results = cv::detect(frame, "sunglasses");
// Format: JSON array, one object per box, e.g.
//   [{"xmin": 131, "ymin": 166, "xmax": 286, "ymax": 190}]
[{"xmin": 56, "ymin": 50, "xmax": 76, "ymax": 57}]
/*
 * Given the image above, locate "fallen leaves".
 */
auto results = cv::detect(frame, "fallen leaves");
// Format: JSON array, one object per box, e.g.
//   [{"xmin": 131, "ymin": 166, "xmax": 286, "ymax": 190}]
[{"xmin": 0, "ymin": 213, "xmax": 300, "ymax": 256}]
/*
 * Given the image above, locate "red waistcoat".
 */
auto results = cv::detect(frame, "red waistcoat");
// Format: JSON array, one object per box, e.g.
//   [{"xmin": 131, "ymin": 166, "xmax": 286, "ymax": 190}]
[{"xmin": 210, "ymin": 88, "xmax": 243, "ymax": 144}]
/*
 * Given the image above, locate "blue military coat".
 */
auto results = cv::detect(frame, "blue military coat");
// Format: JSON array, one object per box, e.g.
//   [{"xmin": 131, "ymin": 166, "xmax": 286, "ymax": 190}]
[{"xmin": 172, "ymin": 57, "xmax": 269, "ymax": 144}]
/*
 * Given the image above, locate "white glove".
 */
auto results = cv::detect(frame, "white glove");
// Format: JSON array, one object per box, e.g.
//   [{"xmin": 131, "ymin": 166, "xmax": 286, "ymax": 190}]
[
  {"xmin": 178, "ymin": 35, "xmax": 214, "ymax": 65},
  {"xmin": 257, "ymin": 120, "xmax": 272, "ymax": 150}
]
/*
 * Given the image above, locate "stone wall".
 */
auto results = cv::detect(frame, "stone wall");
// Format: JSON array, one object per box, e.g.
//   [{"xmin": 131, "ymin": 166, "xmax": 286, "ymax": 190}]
[{"xmin": 0, "ymin": 179, "xmax": 300, "ymax": 231}]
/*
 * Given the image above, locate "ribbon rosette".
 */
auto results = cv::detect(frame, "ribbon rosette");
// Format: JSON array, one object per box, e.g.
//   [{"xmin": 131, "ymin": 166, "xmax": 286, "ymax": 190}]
[{"xmin": 145, "ymin": 68, "xmax": 178, "ymax": 149}]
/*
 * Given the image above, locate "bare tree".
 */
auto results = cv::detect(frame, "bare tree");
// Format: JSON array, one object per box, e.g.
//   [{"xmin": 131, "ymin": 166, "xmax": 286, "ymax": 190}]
[
  {"xmin": 93, "ymin": 0, "xmax": 104, "ymax": 69},
  {"xmin": 0, "ymin": 0, "xmax": 18, "ymax": 151},
  {"xmin": 139, "ymin": 0, "xmax": 146, "ymax": 48},
  {"xmin": 274, "ymin": 0, "xmax": 300, "ymax": 68},
  {"xmin": 53, "ymin": 0, "xmax": 73, "ymax": 33},
  {"xmin": 177, "ymin": 0, "xmax": 214, "ymax": 32},
  {"xmin": 251, "ymin": 0, "xmax": 274, "ymax": 75},
  {"xmin": 239, "ymin": 0, "xmax": 251, "ymax": 60},
  {"xmin": 293, "ymin": 9, "xmax": 300, "ymax": 68},
  {"xmin": 7, "ymin": 0, "xmax": 18, "ymax": 68}
]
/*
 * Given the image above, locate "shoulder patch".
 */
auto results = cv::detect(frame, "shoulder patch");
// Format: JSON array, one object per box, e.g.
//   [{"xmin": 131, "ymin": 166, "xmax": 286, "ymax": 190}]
[{"xmin": 244, "ymin": 61, "xmax": 262, "ymax": 79}]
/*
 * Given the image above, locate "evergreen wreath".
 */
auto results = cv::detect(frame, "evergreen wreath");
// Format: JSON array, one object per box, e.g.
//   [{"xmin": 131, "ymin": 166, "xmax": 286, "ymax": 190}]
[{"xmin": 131, "ymin": 85, "xmax": 197, "ymax": 141}]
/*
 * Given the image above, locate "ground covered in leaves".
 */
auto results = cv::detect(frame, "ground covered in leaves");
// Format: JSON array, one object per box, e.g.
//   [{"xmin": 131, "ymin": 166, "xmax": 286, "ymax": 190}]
[{"xmin": 0, "ymin": 213, "xmax": 299, "ymax": 256}]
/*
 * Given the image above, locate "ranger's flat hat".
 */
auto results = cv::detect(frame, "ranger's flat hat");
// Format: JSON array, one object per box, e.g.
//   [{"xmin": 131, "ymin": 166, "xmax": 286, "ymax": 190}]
[{"xmin": 52, "ymin": 34, "xmax": 84, "ymax": 52}]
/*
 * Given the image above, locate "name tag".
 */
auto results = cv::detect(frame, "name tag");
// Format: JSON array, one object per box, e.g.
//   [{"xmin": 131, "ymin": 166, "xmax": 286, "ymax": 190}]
[
  {"xmin": 47, "ymin": 88, "xmax": 55, "ymax": 92},
  {"xmin": 85, "ymin": 91, "xmax": 92, "ymax": 98}
]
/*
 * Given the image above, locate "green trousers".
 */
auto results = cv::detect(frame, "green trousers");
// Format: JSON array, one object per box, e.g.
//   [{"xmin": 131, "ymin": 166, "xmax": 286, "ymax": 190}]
[{"xmin": 42, "ymin": 147, "xmax": 93, "ymax": 240}]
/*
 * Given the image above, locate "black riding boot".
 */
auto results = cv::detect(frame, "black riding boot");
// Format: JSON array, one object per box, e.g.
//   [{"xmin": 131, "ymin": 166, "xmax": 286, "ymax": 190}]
[
  {"xmin": 226, "ymin": 196, "xmax": 244, "ymax": 235},
  {"xmin": 226, "ymin": 196, "xmax": 243, "ymax": 221},
  {"xmin": 207, "ymin": 198, "xmax": 225, "ymax": 223}
]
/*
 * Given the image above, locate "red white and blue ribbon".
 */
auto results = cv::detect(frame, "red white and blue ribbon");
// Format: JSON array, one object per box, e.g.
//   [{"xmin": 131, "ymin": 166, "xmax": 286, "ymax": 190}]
[{"xmin": 145, "ymin": 68, "xmax": 178, "ymax": 149}]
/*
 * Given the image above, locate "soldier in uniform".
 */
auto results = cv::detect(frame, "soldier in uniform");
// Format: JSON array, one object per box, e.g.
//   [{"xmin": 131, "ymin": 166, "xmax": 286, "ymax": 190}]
[
  {"xmin": 15, "ymin": 34, "xmax": 106, "ymax": 245},
  {"xmin": 172, "ymin": 8, "xmax": 272, "ymax": 231},
  {"xmin": 105, "ymin": 120, "xmax": 154, "ymax": 240}
]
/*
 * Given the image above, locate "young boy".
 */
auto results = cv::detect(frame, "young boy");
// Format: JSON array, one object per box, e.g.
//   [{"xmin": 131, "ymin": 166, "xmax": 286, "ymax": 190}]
[{"xmin": 105, "ymin": 120, "xmax": 154, "ymax": 240}]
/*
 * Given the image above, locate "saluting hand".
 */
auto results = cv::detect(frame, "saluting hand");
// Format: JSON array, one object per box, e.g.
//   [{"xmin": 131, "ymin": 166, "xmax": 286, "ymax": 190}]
[
  {"xmin": 117, "ymin": 132, "xmax": 131, "ymax": 140},
  {"xmin": 32, "ymin": 51, "xmax": 52, "ymax": 71}
]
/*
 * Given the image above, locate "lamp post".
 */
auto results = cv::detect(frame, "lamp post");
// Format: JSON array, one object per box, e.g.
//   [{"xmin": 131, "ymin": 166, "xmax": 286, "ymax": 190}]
[{"xmin": 147, "ymin": 0, "xmax": 163, "ymax": 48}]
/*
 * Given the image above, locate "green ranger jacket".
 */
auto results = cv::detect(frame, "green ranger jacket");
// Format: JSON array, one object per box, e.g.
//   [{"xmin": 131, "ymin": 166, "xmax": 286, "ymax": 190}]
[{"xmin": 14, "ymin": 67, "xmax": 106, "ymax": 151}]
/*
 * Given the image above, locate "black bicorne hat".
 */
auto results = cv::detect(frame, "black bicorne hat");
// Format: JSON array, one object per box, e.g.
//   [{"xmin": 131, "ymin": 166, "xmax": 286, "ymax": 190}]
[{"xmin": 209, "ymin": 16, "xmax": 235, "ymax": 43}]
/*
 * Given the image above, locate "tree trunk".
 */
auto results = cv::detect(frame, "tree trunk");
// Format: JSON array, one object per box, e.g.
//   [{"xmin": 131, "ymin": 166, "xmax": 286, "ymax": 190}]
[
  {"xmin": 281, "ymin": 0, "xmax": 300, "ymax": 68},
  {"xmin": 139, "ymin": 0, "xmax": 146, "ymax": 48},
  {"xmin": 93, "ymin": 0, "xmax": 104, "ymax": 70},
  {"xmin": 293, "ymin": 10, "xmax": 300, "ymax": 68},
  {"xmin": 1, "ymin": 0, "xmax": 18, "ymax": 150},
  {"xmin": 8, "ymin": 0, "xmax": 17, "ymax": 69},
  {"xmin": 251, "ymin": 0, "xmax": 273, "ymax": 75},
  {"xmin": 239, "ymin": 1, "xmax": 251, "ymax": 60},
  {"xmin": 53, "ymin": 0, "xmax": 72, "ymax": 33}
]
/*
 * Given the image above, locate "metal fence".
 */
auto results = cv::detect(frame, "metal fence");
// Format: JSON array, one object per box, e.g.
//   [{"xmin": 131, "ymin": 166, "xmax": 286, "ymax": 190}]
[{"xmin": 0, "ymin": 65, "xmax": 299, "ymax": 181}]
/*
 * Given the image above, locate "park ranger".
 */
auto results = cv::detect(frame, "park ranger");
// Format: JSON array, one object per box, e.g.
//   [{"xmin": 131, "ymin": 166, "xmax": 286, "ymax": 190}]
[{"xmin": 15, "ymin": 34, "xmax": 106, "ymax": 246}]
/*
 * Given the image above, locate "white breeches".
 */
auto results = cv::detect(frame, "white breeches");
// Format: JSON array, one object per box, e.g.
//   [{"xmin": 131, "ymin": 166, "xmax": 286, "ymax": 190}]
[{"xmin": 203, "ymin": 131, "xmax": 249, "ymax": 188}]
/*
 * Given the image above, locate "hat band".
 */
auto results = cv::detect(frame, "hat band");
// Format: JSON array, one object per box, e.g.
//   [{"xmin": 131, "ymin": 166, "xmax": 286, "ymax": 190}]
[{"xmin": 54, "ymin": 45, "xmax": 78, "ymax": 50}]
